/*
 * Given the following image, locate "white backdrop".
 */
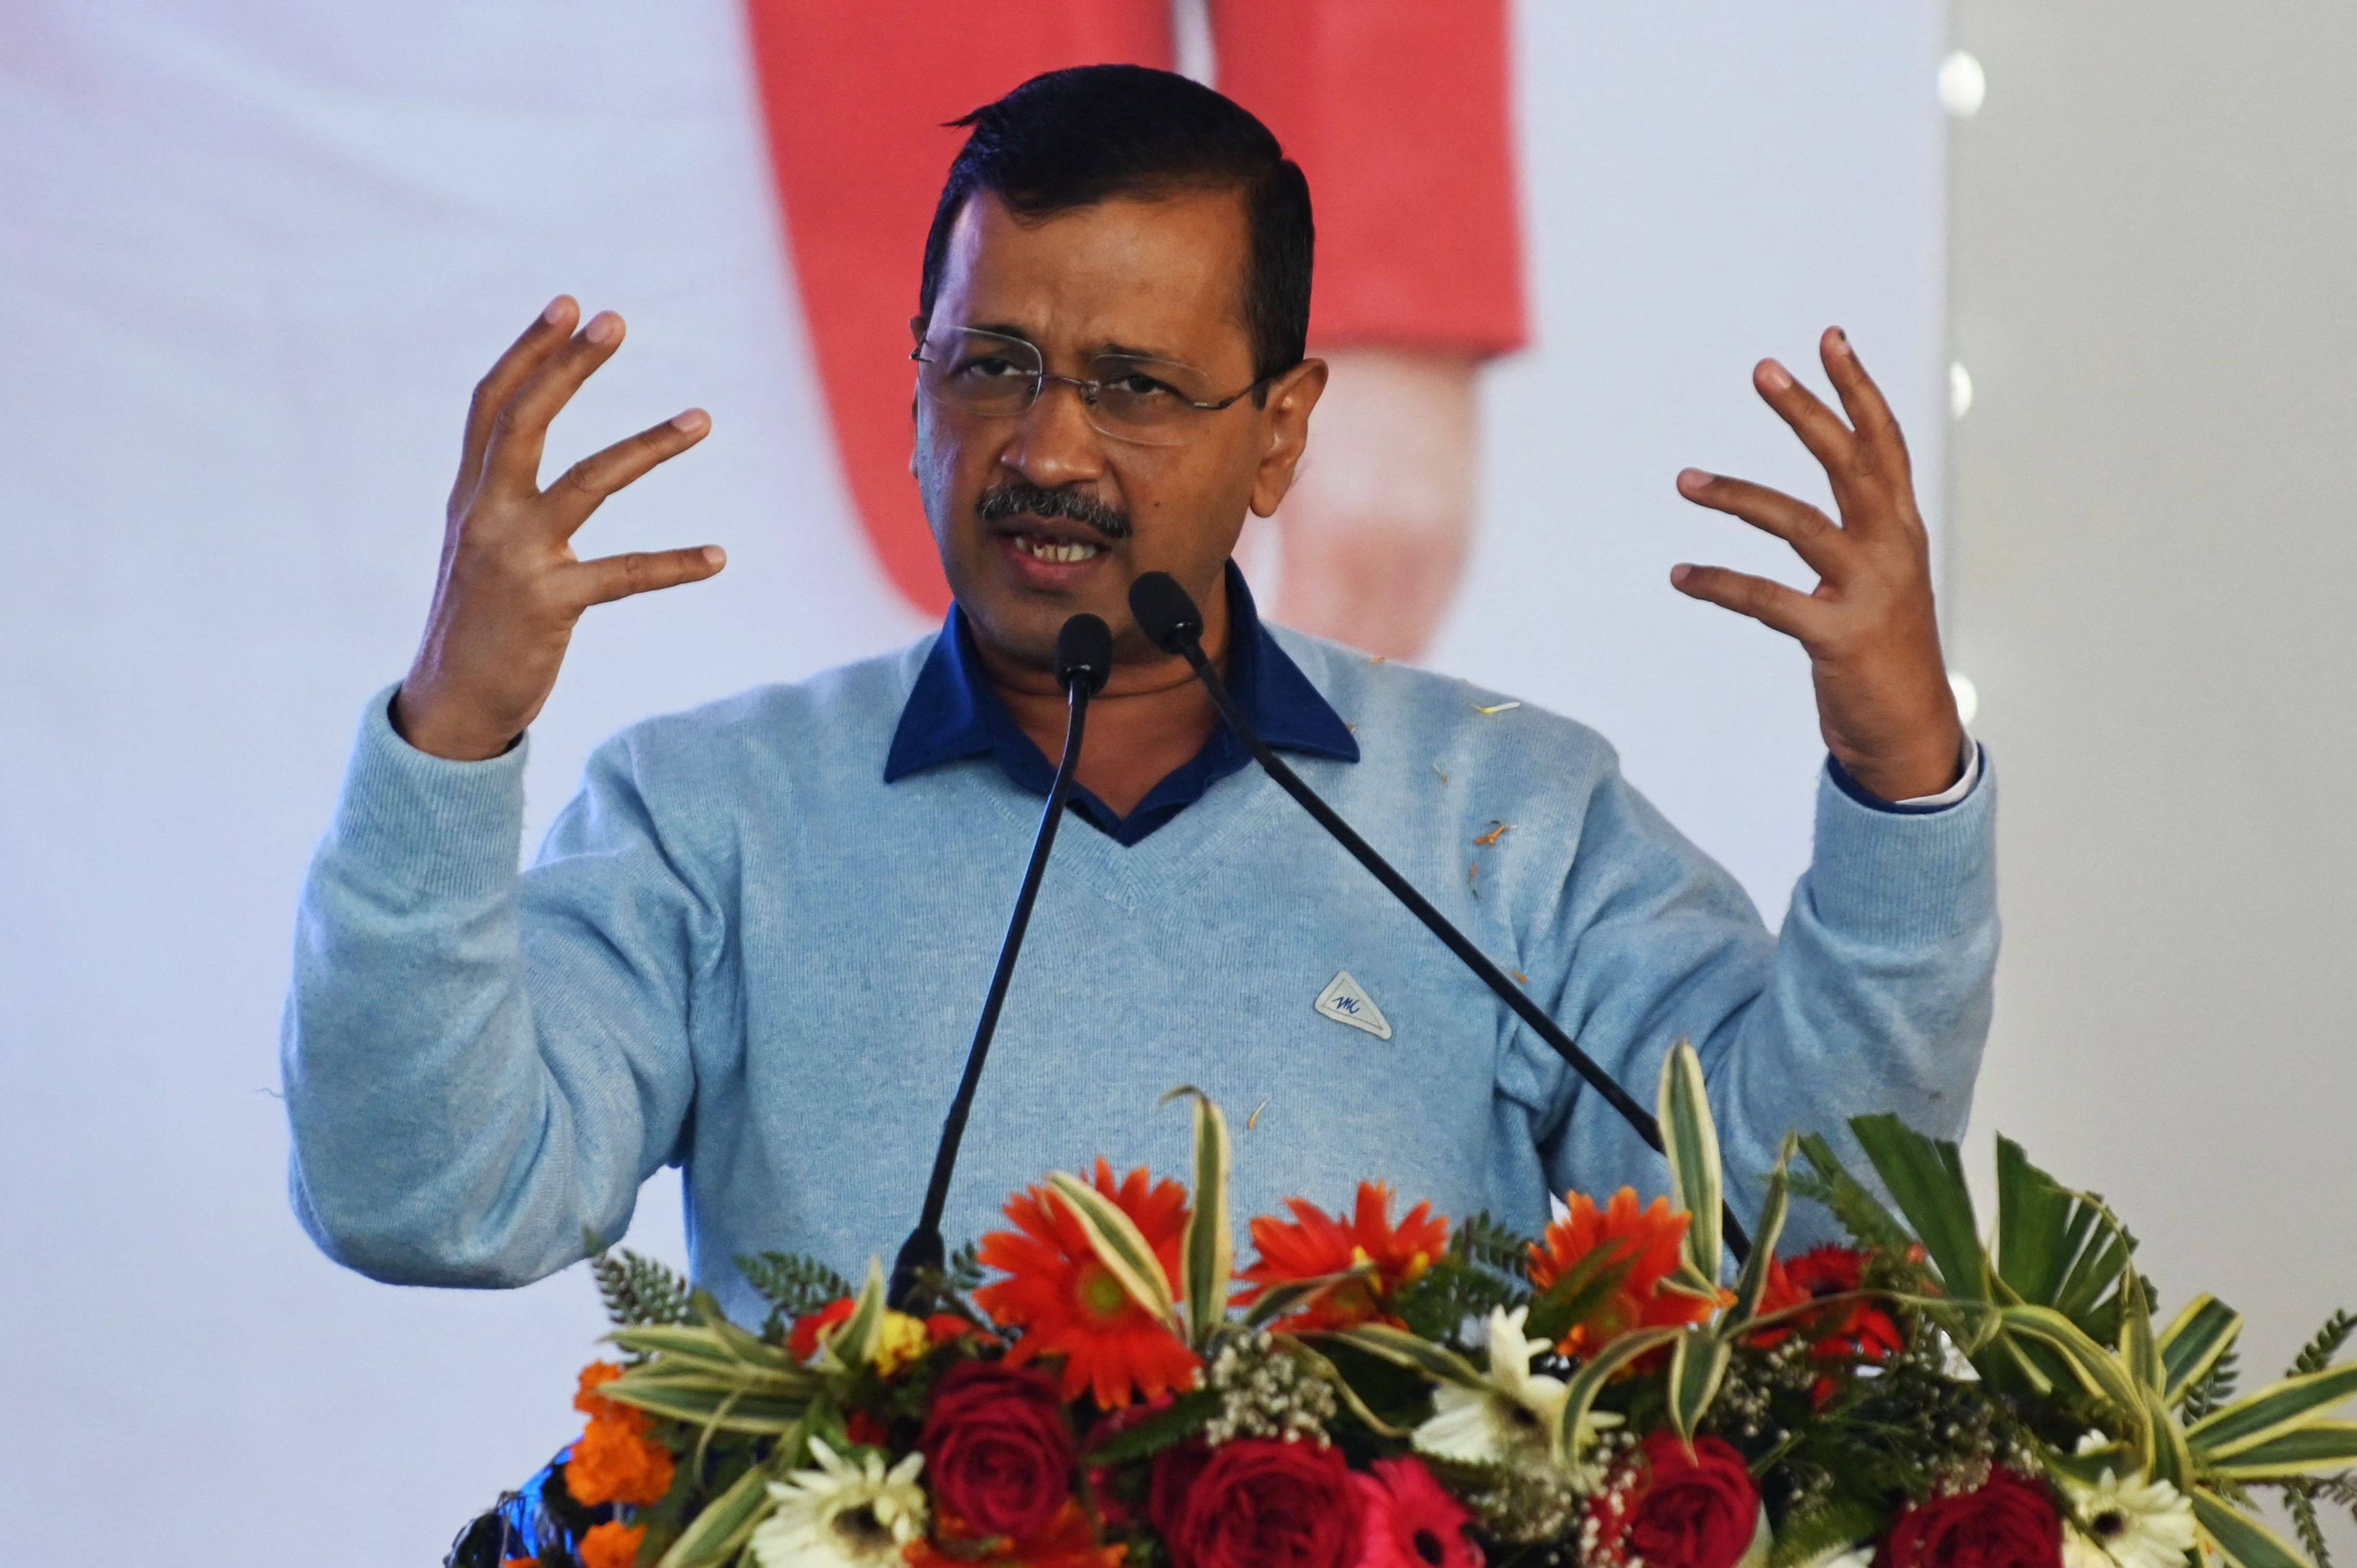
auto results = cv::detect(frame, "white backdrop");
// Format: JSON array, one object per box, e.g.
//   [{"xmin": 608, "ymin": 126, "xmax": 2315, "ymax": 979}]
[{"xmin": 0, "ymin": 5, "xmax": 1946, "ymax": 1561}]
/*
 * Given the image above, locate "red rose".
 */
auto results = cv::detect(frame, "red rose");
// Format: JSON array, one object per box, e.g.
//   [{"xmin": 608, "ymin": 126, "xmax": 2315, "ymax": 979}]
[
  {"xmin": 1159, "ymin": 1439, "xmax": 1363, "ymax": 1568},
  {"xmin": 921, "ymin": 1361, "xmax": 1078, "ymax": 1541},
  {"xmin": 1877, "ymin": 1473, "xmax": 2063, "ymax": 1568},
  {"xmin": 1621, "ymin": 1433, "xmax": 1764, "ymax": 1568}
]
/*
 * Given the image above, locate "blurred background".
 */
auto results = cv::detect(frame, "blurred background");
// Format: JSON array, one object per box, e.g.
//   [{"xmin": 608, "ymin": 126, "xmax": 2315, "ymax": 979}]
[{"xmin": 1, "ymin": 2, "xmax": 2347, "ymax": 1562}]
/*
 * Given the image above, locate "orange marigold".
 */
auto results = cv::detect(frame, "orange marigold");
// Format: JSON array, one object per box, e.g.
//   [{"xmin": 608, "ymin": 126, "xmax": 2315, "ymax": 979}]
[
  {"xmin": 974, "ymin": 1159, "xmax": 1200, "ymax": 1409},
  {"xmin": 567, "ymin": 1409, "xmax": 677, "ymax": 1507},
  {"xmin": 1235, "ymin": 1182, "xmax": 1449, "ymax": 1330},
  {"xmin": 575, "ymin": 1361, "xmax": 633, "ymax": 1424},
  {"xmin": 908, "ymin": 1499, "xmax": 1126, "ymax": 1568},
  {"xmin": 577, "ymin": 1519, "xmax": 645, "ymax": 1568},
  {"xmin": 1527, "ymin": 1188, "xmax": 1723, "ymax": 1357}
]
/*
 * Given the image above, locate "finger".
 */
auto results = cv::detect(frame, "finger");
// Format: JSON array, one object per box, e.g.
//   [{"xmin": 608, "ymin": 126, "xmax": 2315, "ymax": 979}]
[
  {"xmin": 1676, "ymin": 467, "xmax": 1852, "ymax": 580},
  {"xmin": 569, "ymin": 544, "xmax": 728, "ymax": 608},
  {"xmin": 1751, "ymin": 358, "xmax": 1873, "ymax": 506},
  {"xmin": 1819, "ymin": 326, "xmax": 1914, "ymax": 488},
  {"xmin": 1669, "ymin": 561, "xmax": 1831, "ymax": 643},
  {"xmin": 461, "ymin": 295, "xmax": 579, "ymax": 483},
  {"xmin": 544, "ymin": 409, "xmax": 713, "ymax": 534},
  {"xmin": 481, "ymin": 309, "xmax": 627, "ymax": 498}
]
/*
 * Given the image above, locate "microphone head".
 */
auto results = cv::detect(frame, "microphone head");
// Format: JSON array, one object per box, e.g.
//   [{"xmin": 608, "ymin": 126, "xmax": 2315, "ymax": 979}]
[
  {"xmin": 1128, "ymin": 572, "xmax": 1205, "ymax": 656},
  {"xmin": 1054, "ymin": 613, "xmax": 1114, "ymax": 696}
]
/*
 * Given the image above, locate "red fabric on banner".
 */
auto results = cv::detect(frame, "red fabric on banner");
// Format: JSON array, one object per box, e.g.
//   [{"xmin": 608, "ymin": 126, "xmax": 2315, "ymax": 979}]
[{"xmin": 742, "ymin": 1, "xmax": 1526, "ymax": 615}]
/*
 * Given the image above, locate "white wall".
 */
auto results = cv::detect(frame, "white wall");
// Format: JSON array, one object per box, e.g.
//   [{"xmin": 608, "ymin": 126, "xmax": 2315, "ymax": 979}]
[
  {"xmin": 1947, "ymin": 1, "xmax": 2357, "ymax": 1554},
  {"xmin": 0, "ymin": 5, "xmax": 1946, "ymax": 1561}
]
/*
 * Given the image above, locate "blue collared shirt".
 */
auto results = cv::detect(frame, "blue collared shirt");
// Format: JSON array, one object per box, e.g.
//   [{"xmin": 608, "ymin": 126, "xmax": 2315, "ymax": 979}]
[{"xmin": 882, "ymin": 566, "xmax": 1359, "ymax": 846}]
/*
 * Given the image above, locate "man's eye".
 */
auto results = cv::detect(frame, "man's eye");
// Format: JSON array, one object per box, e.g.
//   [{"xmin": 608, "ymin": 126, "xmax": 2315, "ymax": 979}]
[
  {"xmin": 955, "ymin": 355, "xmax": 1029, "ymax": 379},
  {"xmin": 1108, "ymin": 373, "xmax": 1178, "ymax": 400}
]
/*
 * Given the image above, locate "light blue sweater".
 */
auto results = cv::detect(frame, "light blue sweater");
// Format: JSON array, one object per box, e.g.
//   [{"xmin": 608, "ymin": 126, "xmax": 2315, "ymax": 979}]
[{"xmin": 281, "ymin": 630, "xmax": 1996, "ymax": 1326}]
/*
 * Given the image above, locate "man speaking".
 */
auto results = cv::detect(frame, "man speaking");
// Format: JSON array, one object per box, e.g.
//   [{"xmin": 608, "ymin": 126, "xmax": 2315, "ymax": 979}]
[{"xmin": 281, "ymin": 66, "xmax": 1991, "ymax": 1323}]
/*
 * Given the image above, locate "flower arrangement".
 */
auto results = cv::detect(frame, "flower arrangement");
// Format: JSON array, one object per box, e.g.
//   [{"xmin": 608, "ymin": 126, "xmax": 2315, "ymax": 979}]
[{"xmin": 451, "ymin": 1046, "xmax": 2357, "ymax": 1568}]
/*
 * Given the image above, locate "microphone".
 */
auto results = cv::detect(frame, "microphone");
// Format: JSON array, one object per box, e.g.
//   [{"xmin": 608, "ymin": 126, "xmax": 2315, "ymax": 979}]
[
  {"xmin": 1126, "ymin": 573, "xmax": 1752, "ymax": 1264},
  {"xmin": 888, "ymin": 612, "xmax": 1115, "ymax": 1308}
]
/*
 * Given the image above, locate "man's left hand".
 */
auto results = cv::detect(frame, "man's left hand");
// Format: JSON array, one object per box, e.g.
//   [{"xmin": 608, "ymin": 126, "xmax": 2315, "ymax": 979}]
[{"xmin": 1671, "ymin": 327, "xmax": 1965, "ymax": 803}]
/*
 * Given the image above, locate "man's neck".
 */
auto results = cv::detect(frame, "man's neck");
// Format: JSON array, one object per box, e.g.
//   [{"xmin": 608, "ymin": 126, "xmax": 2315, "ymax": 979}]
[{"xmin": 972, "ymin": 588, "xmax": 1232, "ymax": 818}]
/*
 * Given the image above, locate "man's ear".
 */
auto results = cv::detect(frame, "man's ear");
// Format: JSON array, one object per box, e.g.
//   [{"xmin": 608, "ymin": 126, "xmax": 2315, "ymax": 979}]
[{"xmin": 1249, "ymin": 357, "xmax": 1329, "ymax": 519}]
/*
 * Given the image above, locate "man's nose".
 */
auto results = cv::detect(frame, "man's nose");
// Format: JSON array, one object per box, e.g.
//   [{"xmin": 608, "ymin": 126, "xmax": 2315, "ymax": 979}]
[{"xmin": 1003, "ymin": 376, "xmax": 1109, "ymax": 489}]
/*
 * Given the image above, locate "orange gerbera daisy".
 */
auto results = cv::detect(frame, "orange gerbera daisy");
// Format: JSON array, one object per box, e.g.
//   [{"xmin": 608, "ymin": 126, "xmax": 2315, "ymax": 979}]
[
  {"xmin": 1235, "ymin": 1182, "xmax": 1450, "ymax": 1330},
  {"xmin": 974, "ymin": 1159, "xmax": 1200, "ymax": 1409},
  {"xmin": 1527, "ymin": 1188, "xmax": 1723, "ymax": 1357}
]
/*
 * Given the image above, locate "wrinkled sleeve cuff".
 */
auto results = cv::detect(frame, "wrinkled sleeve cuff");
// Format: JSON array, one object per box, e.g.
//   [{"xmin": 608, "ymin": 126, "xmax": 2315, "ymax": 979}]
[
  {"xmin": 325, "ymin": 684, "xmax": 530, "ymax": 901},
  {"xmin": 1826, "ymin": 738, "xmax": 1984, "ymax": 815},
  {"xmin": 1803, "ymin": 746, "xmax": 1996, "ymax": 946}
]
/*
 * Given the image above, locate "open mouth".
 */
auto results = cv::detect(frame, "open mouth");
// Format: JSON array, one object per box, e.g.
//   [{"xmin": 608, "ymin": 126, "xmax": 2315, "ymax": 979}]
[{"xmin": 990, "ymin": 515, "xmax": 1117, "ymax": 570}]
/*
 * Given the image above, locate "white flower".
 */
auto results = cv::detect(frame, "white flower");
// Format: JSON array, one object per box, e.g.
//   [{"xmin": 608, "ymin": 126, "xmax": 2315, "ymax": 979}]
[
  {"xmin": 1785, "ymin": 1543, "xmax": 1873, "ymax": 1568},
  {"xmin": 2058, "ymin": 1457, "xmax": 2198, "ymax": 1568},
  {"xmin": 750, "ymin": 1437, "xmax": 929, "ymax": 1568},
  {"xmin": 1413, "ymin": 1306, "xmax": 1619, "ymax": 1471}
]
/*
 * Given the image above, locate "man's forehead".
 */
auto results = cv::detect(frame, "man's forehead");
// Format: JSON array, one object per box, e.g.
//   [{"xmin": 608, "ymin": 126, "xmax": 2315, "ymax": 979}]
[{"xmin": 933, "ymin": 186, "xmax": 1255, "ymax": 366}]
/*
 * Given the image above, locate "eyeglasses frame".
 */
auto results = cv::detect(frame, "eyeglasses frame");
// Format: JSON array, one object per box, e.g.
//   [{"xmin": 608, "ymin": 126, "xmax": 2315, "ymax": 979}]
[{"xmin": 909, "ymin": 325, "xmax": 1275, "ymax": 442}]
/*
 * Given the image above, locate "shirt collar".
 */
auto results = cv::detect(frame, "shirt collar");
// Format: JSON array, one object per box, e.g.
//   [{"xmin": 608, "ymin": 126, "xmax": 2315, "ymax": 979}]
[{"xmin": 882, "ymin": 564, "xmax": 1357, "ymax": 840}]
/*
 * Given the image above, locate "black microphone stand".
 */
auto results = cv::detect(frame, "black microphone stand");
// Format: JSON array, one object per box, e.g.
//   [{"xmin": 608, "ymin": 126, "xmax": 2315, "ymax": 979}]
[
  {"xmin": 888, "ymin": 615, "xmax": 1111, "ymax": 1308},
  {"xmin": 1128, "ymin": 574, "xmax": 1751, "ymax": 1265}
]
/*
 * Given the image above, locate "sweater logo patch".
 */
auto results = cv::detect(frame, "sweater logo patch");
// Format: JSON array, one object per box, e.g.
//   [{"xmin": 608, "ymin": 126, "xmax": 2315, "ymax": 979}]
[{"xmin": 1315, "ymin": 971, "xmax": 1393, "ymax": 1040}]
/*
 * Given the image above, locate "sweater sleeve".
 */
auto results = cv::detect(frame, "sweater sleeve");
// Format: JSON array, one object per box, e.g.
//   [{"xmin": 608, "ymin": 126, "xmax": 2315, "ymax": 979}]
[
  {"xmin": 279, "ymin": 688, "xmax": 715, "ymax": 1287},
  {"xmin": 1519, "ymin": 748, "xmax": 1998, "ymax": 1247}
]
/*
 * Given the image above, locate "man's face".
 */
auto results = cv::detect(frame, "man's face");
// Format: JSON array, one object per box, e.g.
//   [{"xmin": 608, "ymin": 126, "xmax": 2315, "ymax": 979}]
[{"xmin": 913, "ymin": 186, "xmax": 1323, "ymax": 669}]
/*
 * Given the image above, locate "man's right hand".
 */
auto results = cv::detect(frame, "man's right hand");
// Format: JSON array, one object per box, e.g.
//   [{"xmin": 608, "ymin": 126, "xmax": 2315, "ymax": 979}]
[{"xmin": 392, "ymin": 295, "xmax": 724, "ymax": 761}]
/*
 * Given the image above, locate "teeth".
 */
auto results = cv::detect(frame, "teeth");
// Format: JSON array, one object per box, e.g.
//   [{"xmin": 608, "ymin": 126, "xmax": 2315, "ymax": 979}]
[{"xmin": 1016, "ymin": 535, "xmax": 1102, "ymax": 564}]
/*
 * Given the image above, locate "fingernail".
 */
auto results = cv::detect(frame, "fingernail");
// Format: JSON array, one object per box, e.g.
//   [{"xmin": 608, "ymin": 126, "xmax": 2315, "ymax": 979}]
[
  {"xmin": 1758, "ymin": 360, "xmax": 1792, "ymax": 391},
  {"xmin": 701, "ymin": 546, "xmax": 727, "ymax": 567},
  {"xmin": 542, "ymin": 295, "xmax": 572, "ymax": 323},
  {"xmin": 1830, "ymin": 326, "xmax": 1851, "ymax": 352},
  {"xmin": 672, "ymin": 408, "xmax": 709, "ymax": 433},
  {"xmin": 1678, "ymin": 467, "xmax": 1713, "ymax": 492},
  {"xmin": 585, "ymin": 312, "xmax": 621, "ymax": 345},
  {"xmin": 1670, "ymin": 563, "xmax": 1695, "ymax": 586}
]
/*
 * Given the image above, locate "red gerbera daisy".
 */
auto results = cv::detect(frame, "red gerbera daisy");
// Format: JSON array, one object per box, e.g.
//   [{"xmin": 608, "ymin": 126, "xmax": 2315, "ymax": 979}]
[
  {"xmin": 975, "ymin": 1159, "xmax": 1201, "ymax": 1410},
  {"xmin": 1351, "ymin": 1455, "xmax": 1484, "ymax": 1568},
  {"xmin": 1752, "ymin": 1245, "xmax": 1903, "ymax": 1388},
  {"xmin": 1236, "ymin": 1182, "xmax": 1451, "ymax": 1331},
  {"xmin": 1527, "ymin": 1188, "xmax": 1723, "ymax": 1357}
]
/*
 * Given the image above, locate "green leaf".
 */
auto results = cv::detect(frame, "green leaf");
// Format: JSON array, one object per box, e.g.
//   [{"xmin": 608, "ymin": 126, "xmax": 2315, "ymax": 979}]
[
  {"xmin": 599, "ymin": 1377, "xmax": 809, "ymax": 1435},
  {"xmin": 1658, "ymin": 1040, "xmax": 1725, "ymax": 1295},
  {"xmin": 1276, "ymin": 1336, "xmax": 1411, "ymax": 1437},
  {"xmin": 1047, "ymin": 1170, "xmax": 1180, "ymax": 1331},
  {"xmin": 1994, "ymin": 1137, "xmax": 2077, "ymax": 1305},
  {"xmin": 2160, "ymin": 1295, "xmax": 2245, "ymax": 1407},
  {"xmin": 1666, "ymin": 1328, "xmax": 1732, "ymax": 1443},
  {"xmin": 1523, "ymin": 1247, "xmax": 1637, "ymax": 1349},
  {"xmin": 1313, "ymin": 1322, "xmax": 1487, "ymax": 1389},
  {"xmin": 2204, "ymin": 1422, "xmax": 2357, "ymax": 1480},
  {"xmin": 1240, "ymin": 1263, "xmax": 1378, "ymax": 1331},
  {"xmin": 655, "ymin": 1460, "xmax": 775, "ymax": 1568},
  {"xmin": 1164, "ymin": 1087, "xmax": 1235, "ymax": 1345},
  {"xmin": 1080, "ymin": 1388, "xmax": 1223, "ymax": 1464},
  {"xmin": 1848, "ymin": 1114, "xmax": 1987, "ymax": 1303},
  {"xmin": 1996, "ymin": 1304, "xmax": 2149, "ymax": 1448},
  {"xmin": 1792, "ymin": 1134, "xmax": 1916, "ymax": 1260},
  {"xmin": 818, "ymin": 1258, "xmax": 889, "ymax": 1370},
  {"xmin": 1730, "ymin": 1137, "xmax": 1795, "ymax": 1323},
  {"xmin": 1557, "ymin": 1326, "xmax": 1682, "ymax": 1463},
  {"xmin": 2188, "ymin": 1363, "xmax": 2357, "ymax": 1459},
  {"xmin": 2192, "ymin": 1489, "xmax": 2322, "ymax": 1568},
  {"xmin": 2120, "ymin": 1275, "xmax": 2163, "ymax": 1396}
]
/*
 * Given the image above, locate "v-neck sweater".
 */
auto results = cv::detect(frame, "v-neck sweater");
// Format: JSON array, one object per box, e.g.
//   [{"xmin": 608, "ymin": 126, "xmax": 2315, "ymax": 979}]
[{"xmin": 281, "ymin": 630, "xmax": 1996, "ymax": 1324}]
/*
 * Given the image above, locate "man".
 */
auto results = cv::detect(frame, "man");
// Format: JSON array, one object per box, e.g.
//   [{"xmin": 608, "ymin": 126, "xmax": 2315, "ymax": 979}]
[{"xmin": 283, "ymin": 68, "xmax": 1991, "ymax": 1331}]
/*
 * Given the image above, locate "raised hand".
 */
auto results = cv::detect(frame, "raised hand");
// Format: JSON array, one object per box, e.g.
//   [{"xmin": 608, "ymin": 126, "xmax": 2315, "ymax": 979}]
[
  {"xmin": 393, "ymin": 297, "xmax": 724, "ymax": 761},
  {"xmin": 1671, "ymin": 328, "xmax": 1965, "ymax": 803}
]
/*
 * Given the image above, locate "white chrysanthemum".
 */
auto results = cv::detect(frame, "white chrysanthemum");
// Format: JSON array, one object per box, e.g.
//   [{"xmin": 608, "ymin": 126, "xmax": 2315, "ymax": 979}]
[
  {"xmin": 750, "ymin": 1438, "xmax": 929, "ymax": 1568},
  {"xmin": 2058, "ymin": 1459, "xmax": 2198, "ymax": 1568},
  {"xmin": 1413, "ymin": 1306, "xmax": 1618, "ymax": 1470}
]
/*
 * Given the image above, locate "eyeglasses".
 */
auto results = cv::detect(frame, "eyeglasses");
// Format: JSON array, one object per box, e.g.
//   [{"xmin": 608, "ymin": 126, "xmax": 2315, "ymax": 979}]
[{"xmin": 911, "ymin": 325, "xmax": 1270, "ymax": 448}]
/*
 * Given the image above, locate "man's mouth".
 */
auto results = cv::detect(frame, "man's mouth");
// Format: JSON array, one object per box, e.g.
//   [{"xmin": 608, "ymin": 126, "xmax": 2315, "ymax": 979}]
[{"xmin": 1003, "ymin": 528, "xmax": 1107, "ymax": 565}]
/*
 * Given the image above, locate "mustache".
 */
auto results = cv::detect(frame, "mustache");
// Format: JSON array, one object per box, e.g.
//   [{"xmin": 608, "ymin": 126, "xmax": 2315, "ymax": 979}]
[{"xmin": 975, "ymin": 480, "xmax": 1132, "ymax": 541}]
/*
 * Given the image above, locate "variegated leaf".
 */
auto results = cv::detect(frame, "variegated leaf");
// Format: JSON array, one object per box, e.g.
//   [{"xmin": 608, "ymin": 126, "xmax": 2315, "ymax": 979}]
[
  {"xmin": 1048, "ymin": 1170, "xmax": 1182, "ymax": 1331},
  {"xmin": 2191, "ymin": 1489, "xmax": 2319, "ymax": 1568},
  {"xmin": 2203, "ymin": 1420, "xmax": 2357, "ymax": 1480},
  {"xmin": 2186, "ymin": 1362, "xmax": 2357, "ymax": 1459},
  {"xmin": 1557, "ymin": 1326, "xmax": 1682, "ymax": 1463},
  {"xmin": 1164, "ymin": 1087, "xmax": 1235, "ymax": 1345},
  {"xmin": 656, "ymin": 1461, "xmax": 776, "ymax": 1568},
  {"xmin": 2158, "ymin": 1295, "xmax": 2243, "ymax": 1407},
  {"xmin": 1667, "ymin": 1328, "xmax": 1732, "ymax": 1443},
  {"xmin": 1730, "ymin": 1137, "xmax": 1795, "ymax": 1323},
  {"xmin": 820, "ymin": 1257, "xmax": 889, "ymax": 1370},
  {"xmin": 1657, "ymin": 1040, "xmax": 1724, "ymax": 1295},
  {"xmin": 1316, "ymin": 1322, "xmax": 1488, "ymax": 1389}
]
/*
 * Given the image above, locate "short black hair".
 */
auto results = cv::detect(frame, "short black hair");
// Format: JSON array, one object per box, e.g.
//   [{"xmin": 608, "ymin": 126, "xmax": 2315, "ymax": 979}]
[{"xmin": 918, "ymin": 64, "xmax": 1314, "ymax": 386}]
